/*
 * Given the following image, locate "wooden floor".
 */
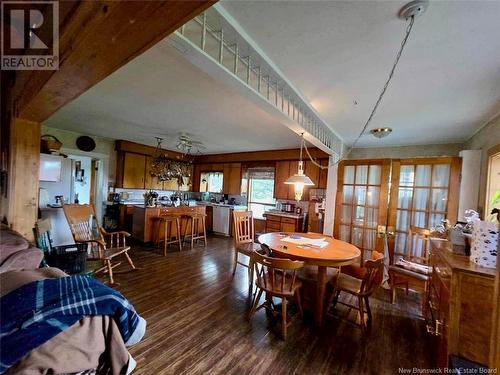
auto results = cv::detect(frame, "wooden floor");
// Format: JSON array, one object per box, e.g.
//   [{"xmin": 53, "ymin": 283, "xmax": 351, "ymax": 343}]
[{"xmin": 109, "ymin": 235, "xmax": 433, "ymax": 375}]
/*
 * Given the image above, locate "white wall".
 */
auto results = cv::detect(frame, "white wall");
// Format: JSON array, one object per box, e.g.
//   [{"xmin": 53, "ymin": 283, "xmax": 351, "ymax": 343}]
[
  {"xmin": 464, "ymin": 114, "xmax": 500, "ymax": 216},
  {"xmin": 324, "ymin": 157, "xmax": 337, "ymax": 236}
]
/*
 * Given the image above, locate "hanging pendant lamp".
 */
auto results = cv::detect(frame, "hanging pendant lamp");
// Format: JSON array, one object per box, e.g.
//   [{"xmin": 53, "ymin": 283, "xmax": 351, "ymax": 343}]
[{"xmin": 285, "ymin": 135, "xmax": 314, "ymax": 201}]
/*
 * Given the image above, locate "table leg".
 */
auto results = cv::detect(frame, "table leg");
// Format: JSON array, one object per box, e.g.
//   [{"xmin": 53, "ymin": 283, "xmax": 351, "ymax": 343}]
[{"xmin": 315, "ymin": 266, "xmax": 327, "ymax": 327}]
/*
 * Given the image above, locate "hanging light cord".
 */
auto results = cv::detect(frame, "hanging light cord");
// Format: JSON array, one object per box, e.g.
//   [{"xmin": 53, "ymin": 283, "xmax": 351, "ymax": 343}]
[{"xmin": 303, "ymin": 15, "xmax": 416, "ymax": 170}]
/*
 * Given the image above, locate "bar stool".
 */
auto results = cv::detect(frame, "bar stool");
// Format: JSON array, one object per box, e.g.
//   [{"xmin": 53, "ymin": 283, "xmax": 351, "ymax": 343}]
[
  {"xmin": 183, "ymin": 213, "xmax": 207, "ymax": 249},
  {"xmin": 154, "ymin": 215, "xmax": 182, "ymax": 255}
]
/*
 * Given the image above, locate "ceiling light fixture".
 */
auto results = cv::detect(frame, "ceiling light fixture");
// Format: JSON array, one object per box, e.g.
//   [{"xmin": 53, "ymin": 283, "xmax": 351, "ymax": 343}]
[
  {"xmin": 370, "ymin": 127, "xmax": 393, "ymax": 138},
  {"xmin": 285, "ymin": 134, "xmax": 314, "ymax": 201}
]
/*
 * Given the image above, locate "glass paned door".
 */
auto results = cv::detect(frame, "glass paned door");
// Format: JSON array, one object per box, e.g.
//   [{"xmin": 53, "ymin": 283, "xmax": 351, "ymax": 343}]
[
  {"xmin": 335, "ymin": 157, "xmax": 461, "ymax": 265},
  {"xmin": 387, "ymin": 158, "xmax": 461, "ymax": 262},
  {"xmin": 334, "ymin": 160, "xmax": 391, "ymax": 263}
]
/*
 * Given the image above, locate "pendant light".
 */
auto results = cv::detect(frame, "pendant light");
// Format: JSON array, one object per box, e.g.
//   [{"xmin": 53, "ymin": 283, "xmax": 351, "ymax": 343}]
[{"xmin": 285, "ymin": 134, "xmax": 314, "ymax": 201}]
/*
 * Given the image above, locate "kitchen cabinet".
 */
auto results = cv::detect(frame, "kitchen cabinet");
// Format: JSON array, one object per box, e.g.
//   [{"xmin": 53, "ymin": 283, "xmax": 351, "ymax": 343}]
[
  {"xmin": 123, "ymin": 153, "xmax": 146, "ymax": 189},
  {"xmin": 318, "ymin": 159, "xmax": 328, "ymax": 189},
  {"xmin": 303, "ymin": 160, "xmax": 320, "ymax": 200},
  {"xmin": 223, "ymin": 163, "xmax": 242, "ymax": 195},
  {"xmin": 287, "ymin": 161, "xmax": 299, "ymax": 200},
  {"xmin": 117, "ymin": 151, "xmax": 192, "ymax": 191},
  {"xmin": 119, "ymin": 204, "xmax": 135, "ymax": 233},
  {"xmin": 206, "ymin": 205, "xmax": 213, "ymax": 232},
  {"xmin": 264, "ymin": 213, "xmax": 305, "ymax": 233},
  {"xmin": 274, "ymin": 161, "xmax": 290, "ymax": 200}
]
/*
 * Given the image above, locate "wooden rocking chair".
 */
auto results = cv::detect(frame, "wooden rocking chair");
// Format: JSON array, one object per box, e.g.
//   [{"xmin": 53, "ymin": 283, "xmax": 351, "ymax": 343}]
[{"xmin": 63, "ymin": 204, "xmax": 139, "ymax": 284}]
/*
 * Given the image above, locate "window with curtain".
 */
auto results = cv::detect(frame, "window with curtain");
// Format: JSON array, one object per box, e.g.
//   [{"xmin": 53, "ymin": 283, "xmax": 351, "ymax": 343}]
[
  {"xmin": 199, "ymin": 172, "xmax": 223, "ymax": 193},
  {"xmin": 247, "ymin": 168, "xmax": 275, "ymax": 219}
]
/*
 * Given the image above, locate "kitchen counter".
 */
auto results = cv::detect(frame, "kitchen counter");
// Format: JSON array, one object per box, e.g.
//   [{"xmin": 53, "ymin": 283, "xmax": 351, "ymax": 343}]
[{"xmin": 132, "ymin": 205, "xmax": 206, "ymax": 242}]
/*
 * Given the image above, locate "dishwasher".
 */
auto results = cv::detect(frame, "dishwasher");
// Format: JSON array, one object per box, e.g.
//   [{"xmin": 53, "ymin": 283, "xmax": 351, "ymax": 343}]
[{"xmin": 213, "ymin": 205, "xmax": 231, "ymax": 236}]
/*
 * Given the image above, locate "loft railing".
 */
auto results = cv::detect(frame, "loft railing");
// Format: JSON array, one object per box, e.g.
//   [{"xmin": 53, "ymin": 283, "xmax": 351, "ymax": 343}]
[{"xmin": 173, "ymin": 6, "xmax": 343, "ymax": 156}]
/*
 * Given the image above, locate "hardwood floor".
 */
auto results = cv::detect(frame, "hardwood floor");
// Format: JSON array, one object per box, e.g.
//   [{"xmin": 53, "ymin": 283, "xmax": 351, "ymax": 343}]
[{"xmin": 108, "ymin": 235, "xmax": 433, "ymax": 374}]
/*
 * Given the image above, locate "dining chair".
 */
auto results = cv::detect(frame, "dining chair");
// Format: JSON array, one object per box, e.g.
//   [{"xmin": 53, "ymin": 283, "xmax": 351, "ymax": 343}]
[
  {"xmin": 249, "ymin": 249, "xmax": 305, "ymax": 340},
  {"xmin": 328, "ymin": 251, "xmax": 384, "ymax": 334},
  {"xmin": 232, "ymin": 211, "xmax": 260, "ymax": 286},
  {"xmin": 388, "ymin": 226, "xmax": 431, "ymax": 315},
  {"xmin": 63, "ymin": 204, "xmax": 139, "ymax": 285}
]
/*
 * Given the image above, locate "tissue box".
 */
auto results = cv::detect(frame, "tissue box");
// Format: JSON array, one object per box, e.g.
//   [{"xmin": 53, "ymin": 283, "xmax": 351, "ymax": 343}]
[{"xmin": 470, "ymin": 221, "xmax": 498, "ymax": 268}]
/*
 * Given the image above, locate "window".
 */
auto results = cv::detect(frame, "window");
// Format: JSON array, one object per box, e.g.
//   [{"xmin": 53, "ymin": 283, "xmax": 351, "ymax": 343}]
[
  {"xmin": 247, "ymin": 168, "xmax": 275, "ymax": 219},
  {"xmin": 200, "ymin": 172, "xmax": 223, "ymax": 193}
]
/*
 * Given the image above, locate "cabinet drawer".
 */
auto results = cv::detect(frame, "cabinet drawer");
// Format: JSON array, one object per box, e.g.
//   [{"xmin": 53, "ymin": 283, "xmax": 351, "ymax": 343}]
[
  {"xmin": 281, "ymin": 217, "xmax": 296, "ymax": 224},
  {"xmin": 266, "ymin": 222, "xmax": 281, "ymax": 231},
  {"xmin": 266, "ymin": 215, "xmax": 281, "ymax": 223}
]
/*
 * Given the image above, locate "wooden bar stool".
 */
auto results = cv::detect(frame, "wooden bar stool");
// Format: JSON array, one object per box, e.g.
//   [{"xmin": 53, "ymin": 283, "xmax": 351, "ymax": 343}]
[
  {"xmin": 154, "ymin": 215, "xmax": 182, "ymax": 255},
  {"xmin": 183, "ymin": 213, "xmax": 207, "ymax": 249}
]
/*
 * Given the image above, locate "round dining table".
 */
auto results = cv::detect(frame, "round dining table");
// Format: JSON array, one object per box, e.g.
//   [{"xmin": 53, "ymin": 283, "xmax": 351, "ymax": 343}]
[{"xmin": 258, "ymin": 232, "xmax": 361, "ymax": 327}]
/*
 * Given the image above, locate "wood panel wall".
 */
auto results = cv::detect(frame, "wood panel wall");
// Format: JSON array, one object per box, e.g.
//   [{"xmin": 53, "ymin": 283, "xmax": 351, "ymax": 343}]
[{"xmin": 6, "ymin": 119, "xmax": 41, "ymax": 240}]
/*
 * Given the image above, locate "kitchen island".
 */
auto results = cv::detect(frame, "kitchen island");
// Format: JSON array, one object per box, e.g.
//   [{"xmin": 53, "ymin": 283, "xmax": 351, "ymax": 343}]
[{"xmin": 132, "ymin": 205, "xmax": 206, "ymax": 243}]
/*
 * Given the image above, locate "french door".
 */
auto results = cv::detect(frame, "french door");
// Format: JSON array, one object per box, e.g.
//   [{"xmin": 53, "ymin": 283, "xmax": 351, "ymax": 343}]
[{"xmin": 334, "ymin": 157, "xmax": 461, "ymax": 264}]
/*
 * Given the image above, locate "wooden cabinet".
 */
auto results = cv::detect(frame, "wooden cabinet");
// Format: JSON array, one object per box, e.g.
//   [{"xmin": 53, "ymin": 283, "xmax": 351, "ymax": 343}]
[
  {"xmin": 206, "ymin": 205, "xmax": 213, "ymax": 232},
  {"xmin": 274, "ymin": 161, "xmax": 290, "ymax": 200},
  {"xmin": 303, "ymin": 160, "xmax": 320, "ymax": 200},
  {"xmin": 223, "ymin": 163, "xmax": 242, "ymax": 195},
  {"xmin": 318, "ymin": 159, "xmax": 328, "ymax": 189},
  {"xmin": 264, "ymin": 214, "xmax": 305, "ymax": 233},
  {"xmin": 427, "ymin": 240, "xmax": 496, "ymax": 368},
  {"xmin": 123, "ymin": 153, "xmax": 146, "ymax": 188},
  {"xmin": 115, "ymin": 141, "xmax": 192, "ymax": 191},
  {"xmin": 119, "ymin": 204, "xmax": 135, "ymax": 233}
]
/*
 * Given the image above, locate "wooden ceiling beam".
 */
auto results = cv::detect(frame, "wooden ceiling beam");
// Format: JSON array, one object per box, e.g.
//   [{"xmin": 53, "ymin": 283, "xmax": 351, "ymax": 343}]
[
  {"xmin": 193, "ymin": 148, "xmax": 330, "ymax": 164},
  {"xmin": 8, "ymin": 0, "xmax": 216, "ymax": 122}
]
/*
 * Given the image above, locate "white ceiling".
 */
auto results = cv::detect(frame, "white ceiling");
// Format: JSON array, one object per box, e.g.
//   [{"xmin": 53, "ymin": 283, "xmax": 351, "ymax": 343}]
[
  {"xmin": 221, "ymin": 0, "xmax": 500, "ymax": 147},
  {"xmin": 44, "ymin": 41, "xmax": 302, "ymax": 153},
  {"xmin": 45, "ymin": 1, "xmax": 500, "ymax": 151}
]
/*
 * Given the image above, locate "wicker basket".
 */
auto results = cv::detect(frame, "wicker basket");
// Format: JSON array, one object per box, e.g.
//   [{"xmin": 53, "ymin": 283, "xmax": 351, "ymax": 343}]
[
  {"xmin": 41, "ymin": 134, "xmax": 63, "ymax": 153},
  {"xmin": 45, "ymin": 243, "xmax": 88, "ymax": 275}
]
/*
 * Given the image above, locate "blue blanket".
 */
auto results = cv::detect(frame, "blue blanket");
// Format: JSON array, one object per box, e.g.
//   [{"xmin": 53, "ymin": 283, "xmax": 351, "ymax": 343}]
[{"xmin": 0, "ymin": 275, "xmax": 146, "ymax": 374}]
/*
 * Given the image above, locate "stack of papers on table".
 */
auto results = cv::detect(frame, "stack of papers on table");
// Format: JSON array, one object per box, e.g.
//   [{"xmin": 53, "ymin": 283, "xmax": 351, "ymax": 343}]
[{"xmin": 281, "ymin": 236, "xmax": 329, "ymax": 248}]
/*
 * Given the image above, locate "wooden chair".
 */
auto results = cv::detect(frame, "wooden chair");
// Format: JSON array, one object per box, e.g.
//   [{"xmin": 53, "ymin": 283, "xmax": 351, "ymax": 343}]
[
  {"xmin": 249, "ymin": 249, "xmax": 305, "ymax": 340},
  {"xmin": 62, "ymin": 204, "xmax": 138, "ymax": 284},
  {"xmin": 328, "ymin": 252, "xmax": 384, "ymax": 334},
  {"xmin": 232, "ymin": 211, "xmax": 260, "ymax": 286},
  {"xmin": 388, "ymin": 226, "xmax": 431, "ymax": 314}
]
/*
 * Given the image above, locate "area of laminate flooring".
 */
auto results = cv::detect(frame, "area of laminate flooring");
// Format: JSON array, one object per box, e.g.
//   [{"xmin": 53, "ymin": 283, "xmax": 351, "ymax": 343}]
[{"xmin": 108, "ymin": 235, "xmax": 433, "ymax": 375}]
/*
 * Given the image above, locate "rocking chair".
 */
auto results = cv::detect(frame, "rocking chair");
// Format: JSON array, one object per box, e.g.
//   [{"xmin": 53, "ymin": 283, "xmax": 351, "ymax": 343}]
[{"xmin": 63, "ymin": 204, "xmax": 139, "ymax": 284}]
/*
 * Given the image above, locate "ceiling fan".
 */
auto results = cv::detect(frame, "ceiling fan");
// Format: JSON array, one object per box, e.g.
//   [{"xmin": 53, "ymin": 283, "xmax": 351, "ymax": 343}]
[{"xmin": 176, "ymin": 133, "xmax": 205, "ymax": 153}]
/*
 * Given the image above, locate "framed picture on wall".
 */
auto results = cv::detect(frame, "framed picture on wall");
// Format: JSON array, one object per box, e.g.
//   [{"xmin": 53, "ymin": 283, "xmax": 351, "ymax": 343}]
[{"xmin": 75, "ymin": 161, "xmax": 84, "ymax": 182}]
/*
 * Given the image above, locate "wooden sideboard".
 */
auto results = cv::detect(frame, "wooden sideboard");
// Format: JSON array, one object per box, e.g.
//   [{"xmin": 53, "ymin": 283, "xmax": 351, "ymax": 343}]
[{"xmin": 427, "ymin": 239, "xmax": 496, "ymax": 367}]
